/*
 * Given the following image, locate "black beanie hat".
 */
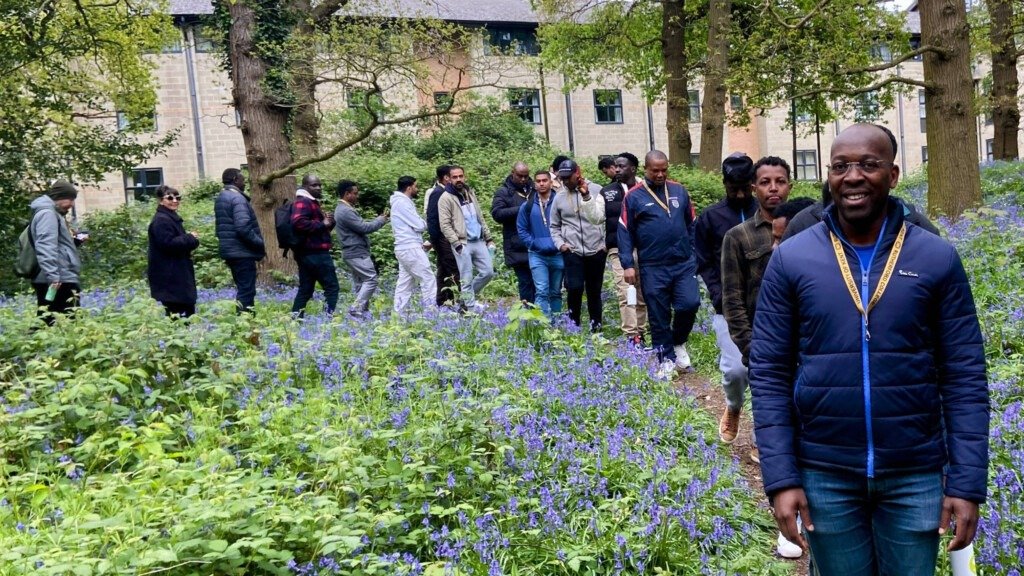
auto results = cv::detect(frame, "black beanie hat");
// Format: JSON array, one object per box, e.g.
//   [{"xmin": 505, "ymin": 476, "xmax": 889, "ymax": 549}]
[{"xmin": 47, "ymin": 180, "xmax": 78, "ymax": 201}]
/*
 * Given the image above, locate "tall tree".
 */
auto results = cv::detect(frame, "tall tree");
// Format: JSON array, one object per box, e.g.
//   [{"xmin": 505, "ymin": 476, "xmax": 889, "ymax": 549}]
[
  {"xmin": 732, "ymin": 0, "xmax": 980, "ymax": 217},
  {"xmin": 986, "ymin": 0, "xmax": 1020, "ymax": 160},
  {"xmin": 698, "ymin": 0, "xmax": 731, "ymax": 171},
  {"xmin": 921, "ymin": 0, "xmax": 982, "ymax": 216},
  {"xmin": 0, "ymin": 0, "xmax": 176, "ymax": 194},
  {"xmin": 535, "ymin": 0, "xmax": 707, "ymax": 165},
  {"xmin": 210, "ymin": 0, "xmax": 510, "ymax": 273}
]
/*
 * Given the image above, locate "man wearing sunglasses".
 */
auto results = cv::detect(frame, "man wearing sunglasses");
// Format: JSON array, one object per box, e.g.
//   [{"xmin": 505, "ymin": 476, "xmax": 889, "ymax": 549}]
[{"xmin": 749, "ymin": 123, "xmax": 988, "ymax": 574}]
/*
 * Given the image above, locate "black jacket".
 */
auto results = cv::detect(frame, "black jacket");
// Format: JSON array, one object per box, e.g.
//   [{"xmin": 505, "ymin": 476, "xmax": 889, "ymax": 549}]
[
  {"xmin": 490, "ymin": 175, "xmax": 534, "ymax": 267},
  {"xmin": 601, "ymin": 180, "xmax": 630, "ymax": 250},
  {"xmin": 214, "ymin": 186, "xmax": 266, "ymax": 260},
  {"xmin": 426, "ymin": 183, "xmax": 445, "ymax": 242},
  {"xmin": 694, "ymin": 198, "xmax": 757, "ymax": 313},
  {"xmin": 148, "ymin": 205, "xmax": 200, "ymax": 305}
]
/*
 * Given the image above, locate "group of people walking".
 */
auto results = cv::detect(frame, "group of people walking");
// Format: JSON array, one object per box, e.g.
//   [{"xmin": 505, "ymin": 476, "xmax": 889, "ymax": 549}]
[{"xmin": 23, "ymin": 122, "xmax": 989, "ymax": 576}]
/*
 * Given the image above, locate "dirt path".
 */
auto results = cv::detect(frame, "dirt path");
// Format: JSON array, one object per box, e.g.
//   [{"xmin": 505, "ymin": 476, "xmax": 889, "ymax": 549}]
[{"xmin": 676, "ymin": 371, "xmax": 810, "ymax": 576}]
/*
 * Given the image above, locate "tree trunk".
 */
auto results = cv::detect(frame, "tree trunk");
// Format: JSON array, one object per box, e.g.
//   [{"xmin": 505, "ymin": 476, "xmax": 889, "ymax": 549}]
[
  {"xmin": 229, "ymin": 0, "xmax": 298, "ymax": 275},
  {"xmin": 920, "ymin": 0, "xmax": 982, "ymax": 218},
  {"xmin": 699, "ymin": 0, "xmax": 730, "ymax": 172},
  {"xmin": 663, "ymin": 0, "xmax": 692, "ymax": 165},
  {"xmin": 988, "ymin": 0, "xmax": 1019, "ymax": 160},
  {"xmin": 291, "ymin": 4, "xmax": 320, "ymax": 160}
]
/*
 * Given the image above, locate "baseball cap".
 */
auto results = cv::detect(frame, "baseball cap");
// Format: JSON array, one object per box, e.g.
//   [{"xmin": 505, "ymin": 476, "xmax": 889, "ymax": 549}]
[
  {"xmin": 722, "ymin": 152, "xmax": 754, "ymax": 184},
  {"xmin": 556, "ymin": 159, "xmax": 579, "ymax": 179}
]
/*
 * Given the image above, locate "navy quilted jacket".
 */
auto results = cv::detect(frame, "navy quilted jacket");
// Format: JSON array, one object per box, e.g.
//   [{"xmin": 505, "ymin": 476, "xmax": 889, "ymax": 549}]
[{"xmin": 749, "ymin": 198, "xmax": 989, "ymax": 503}]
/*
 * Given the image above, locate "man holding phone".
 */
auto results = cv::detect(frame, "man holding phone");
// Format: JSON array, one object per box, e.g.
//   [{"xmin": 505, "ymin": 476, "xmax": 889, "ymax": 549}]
[{"xmin": 335, "ymin": 179, "xmax": 388, "ymax": 318}]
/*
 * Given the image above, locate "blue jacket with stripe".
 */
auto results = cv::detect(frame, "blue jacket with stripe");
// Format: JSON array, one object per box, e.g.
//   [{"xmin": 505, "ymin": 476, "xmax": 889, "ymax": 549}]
[
  {"xmin": 749, "ymin": 198, "xmax": 989, "ymax": 503},
  {"xmin": 617, "ymin": 179, "xmax": 696, "ymax": 270}
]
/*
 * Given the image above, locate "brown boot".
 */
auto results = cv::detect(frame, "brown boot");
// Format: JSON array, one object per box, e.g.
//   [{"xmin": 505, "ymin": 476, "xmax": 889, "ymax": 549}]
[{"xmin": 719, "ymin": 408, "xmax": 740, "ymax": 444}]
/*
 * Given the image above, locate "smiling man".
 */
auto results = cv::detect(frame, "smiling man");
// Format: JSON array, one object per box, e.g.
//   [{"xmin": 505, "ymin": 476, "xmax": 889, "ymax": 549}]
[{"xmin": 749, "ymin": 124, "xmax": 989, "ymax": 574}]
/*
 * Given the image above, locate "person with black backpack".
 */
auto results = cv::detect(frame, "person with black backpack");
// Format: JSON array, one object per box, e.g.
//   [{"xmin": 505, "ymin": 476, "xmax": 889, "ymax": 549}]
[
  {"xmin": 27, "ymin": 180, "xmax": 83, "ymax": 324},
  {"xmin": 289, "ymin": 174, "xmax": 339, "ymax": 316}
]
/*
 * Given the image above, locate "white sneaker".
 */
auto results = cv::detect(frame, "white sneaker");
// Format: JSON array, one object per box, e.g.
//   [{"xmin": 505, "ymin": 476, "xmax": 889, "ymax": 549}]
[
  {"xmin": 673, "ymin": 344, "xmax": 692, "ymax": 370},
  {"xmin": 656, "ymin": 360, "xmax": 677, "ymax": 380},
  {"xmin": 776, "ymin": 532, "xmax": 803, "ymax": 559}
]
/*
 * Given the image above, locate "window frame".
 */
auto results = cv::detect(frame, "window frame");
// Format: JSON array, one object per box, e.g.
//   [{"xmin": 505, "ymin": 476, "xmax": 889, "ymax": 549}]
[
  {"xmin": 116, "ymin": 110, "xmax": 158, "ymax": 133},
  {"xmin": 124, "ymin": 167, "xmax": 165, "ymax": 203},
  {"xmin": 593, "ymin": 89, "xmax": 624, "ymax": 124},
  {"xmin": 509, "ymin": 88, "xmax": 542, "ymax": 125},
  {"xmin": 795, "ymin": 149, "xmax": 818, "ymax": 181},
  {"xmin": 486, "ymin": 28, "xmax": 539, "ymax": 56},
  {"xmin": 688, "ymin": 90, "xmax": 701, "ymax": 123},
  {"xmin": 918, "ymin": 89, "xmax": 927, "ymax": 133}
]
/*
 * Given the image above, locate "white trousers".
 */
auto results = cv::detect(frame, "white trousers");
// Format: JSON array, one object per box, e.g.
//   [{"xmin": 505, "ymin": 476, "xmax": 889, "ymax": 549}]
[{"xmin": 393, "ymin": 246, "xmax": 436, "ymax": 312}]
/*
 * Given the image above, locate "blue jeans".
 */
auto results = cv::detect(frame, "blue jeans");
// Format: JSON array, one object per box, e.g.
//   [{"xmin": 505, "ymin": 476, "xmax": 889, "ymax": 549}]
[
  {"xmin": 801, "ymin": 468, "xmax": 942, "ymax": 576},
  {"xmin": 528, "ymin": 251, "xmax": 563, "ymax": 318},
  {"xmin": 291, "ymin": 251, "xmax": 340, "ymax": 315}
]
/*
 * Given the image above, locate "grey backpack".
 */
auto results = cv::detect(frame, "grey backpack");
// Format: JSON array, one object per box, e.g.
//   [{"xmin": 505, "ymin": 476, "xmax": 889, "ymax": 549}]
[{"xmin": 14, "ymin": 224, "xmax": 38, "ymax": 279}]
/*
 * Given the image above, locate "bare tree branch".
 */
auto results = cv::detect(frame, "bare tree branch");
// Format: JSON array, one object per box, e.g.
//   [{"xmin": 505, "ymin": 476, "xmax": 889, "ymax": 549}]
[
  {"xmin": 845, "ymin": 45, "xmax": 951, "ymax": 73},
  {"xmin": 792, "ymin": 75, "xmax": 934, "ymax": 101}
]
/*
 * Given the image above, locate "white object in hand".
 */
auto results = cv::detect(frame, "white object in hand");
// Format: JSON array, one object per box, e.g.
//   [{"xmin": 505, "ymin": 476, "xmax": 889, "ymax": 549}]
[
  {"xmin": 626, "ymin": 285, "xmax": 637, "ymax": 306},
  {"xmin": 950, "ymin": 543, "xmax": 977, "ymax": 576}
]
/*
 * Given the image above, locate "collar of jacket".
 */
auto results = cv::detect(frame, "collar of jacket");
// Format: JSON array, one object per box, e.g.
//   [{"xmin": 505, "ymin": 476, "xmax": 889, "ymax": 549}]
[
  {"xmin": 504, "ymin": 174, "xmax": 532, "ymax": 196},
  {"xmin": 752, "ymin": 208, "xmax": 772, "ymax": 228},
  {"xmin": 296, "ymin": 189, "xmax": 317, "ymax": 201},
  {"xmin": 445, "ymin": 184, "xmax": 470, "ymax": 202},
  {"xmin": 823, "ymin": 196, "xmax": 906, "ymax": 248},
  {"xmin": 225, "ymin": 184, "xmax": 251, "ymax": 201}
]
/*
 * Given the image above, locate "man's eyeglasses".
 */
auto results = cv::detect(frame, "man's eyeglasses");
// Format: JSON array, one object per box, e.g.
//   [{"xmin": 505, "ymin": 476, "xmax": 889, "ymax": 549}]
[
  {"xmin": 163, "ymin": 195, "xmax": 182, "ymax": 201},
  {"xmin": 827, "ymin": 160, "xmax": 893, "ymax": 176}
]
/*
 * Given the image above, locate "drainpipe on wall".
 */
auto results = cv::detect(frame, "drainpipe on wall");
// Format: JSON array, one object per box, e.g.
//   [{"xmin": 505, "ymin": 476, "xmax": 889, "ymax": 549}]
[
  {"xmin": 563, "ymin": 75, "xmax": 575, "ymax": 153},
  {"xmin": 646, "ymin": 104, "xmax": 656, "ymax": 151},
  {"xmin": 896, "ymin": 64, "xmax": 908, "ymax": 170},
  {"xmin": 184, "ymin": 25, "xmax": 206, "ymax": 180},
  {"xmin": 538, "ymin": 62, "xmax": 551, "ymax": 144}
]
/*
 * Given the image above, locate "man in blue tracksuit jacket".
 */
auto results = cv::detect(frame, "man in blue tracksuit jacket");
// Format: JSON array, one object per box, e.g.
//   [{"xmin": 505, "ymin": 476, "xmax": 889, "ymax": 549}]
[
  {"xmin": 618, "ymin": 150, "xmax": 700, "ymax": 373},
  {"xmin": 749, "ymin": 124, "xmax": 988, "ymax": 575}
]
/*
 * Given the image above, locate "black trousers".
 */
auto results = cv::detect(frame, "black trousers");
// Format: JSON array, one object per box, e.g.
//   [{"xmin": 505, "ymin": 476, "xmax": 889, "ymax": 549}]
[
  {"xmin": 291, "ymin": 251, "xmax": 340, "ymax": 315},
  {"xmin": 162, "ymin": 301, "xmax": 196, "ymax": 318},
  {"xmin": 510, "ymin": 261, "xmax": 536, "ymax": 304},
  {"xmin": 562, "ymin": 250, "xmax": 607, "ymax": 331},
  {"xmin": 434, "ymin": 236, "xmax": 461, "ymax": 307},
  {"xmin": 225, "ymin": 257, "xmax": 258, "ymax": 314},
  {"xmin": 33, "ymin": 282, "xmax": 80, "ymax": 326}
]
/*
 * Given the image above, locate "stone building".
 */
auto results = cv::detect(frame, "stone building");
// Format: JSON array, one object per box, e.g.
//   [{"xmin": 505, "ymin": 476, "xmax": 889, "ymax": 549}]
[{"xmin": 79, "ymin": 0, "xmax": 1005, "ymax": 212}]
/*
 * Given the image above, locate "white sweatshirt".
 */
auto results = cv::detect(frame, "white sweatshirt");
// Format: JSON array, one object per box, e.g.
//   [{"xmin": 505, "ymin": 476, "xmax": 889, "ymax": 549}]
[{"xmin": 390, "ymin": 191, "xmax": 427, "ymax": 251}]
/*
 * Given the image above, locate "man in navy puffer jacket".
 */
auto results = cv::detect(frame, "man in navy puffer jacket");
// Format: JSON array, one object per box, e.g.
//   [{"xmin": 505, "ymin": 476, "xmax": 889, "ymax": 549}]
[
  {"xmin": 214, "ymin": 168, "xmax": 266, "ymax": 313},
  {"xmin": 750, "ymin": 123, "xmax": 988, "ymax": 575}
]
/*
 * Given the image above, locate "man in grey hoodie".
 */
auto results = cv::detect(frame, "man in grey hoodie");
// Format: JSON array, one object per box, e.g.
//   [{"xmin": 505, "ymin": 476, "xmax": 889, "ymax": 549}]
[
  {"xmin": 335, "ymin": 180, "xmax": 388, "ymax": 317},
  {"xmin": 29, "ymin": 180, "xmax": 84, "ymax": 324},
  {"xmin": 390, "ymin": 176, "xmax": 436, "ymax": 313}
]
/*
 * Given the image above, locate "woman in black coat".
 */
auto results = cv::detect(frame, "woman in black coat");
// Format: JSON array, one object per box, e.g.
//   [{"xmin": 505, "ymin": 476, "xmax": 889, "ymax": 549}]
[{"xmin": 147, "ymin": 185, "xmax": 201, "ymax": 317}]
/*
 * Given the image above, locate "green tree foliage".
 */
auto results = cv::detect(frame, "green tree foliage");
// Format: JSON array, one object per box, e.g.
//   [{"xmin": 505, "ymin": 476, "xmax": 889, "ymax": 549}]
[
  {"xmin": 729, "ymin": 0, "xmax": 913, "ymax": 128},
  {"xmin": 0, "ymin": 0, "xmax": 178, "ymax": 192}
]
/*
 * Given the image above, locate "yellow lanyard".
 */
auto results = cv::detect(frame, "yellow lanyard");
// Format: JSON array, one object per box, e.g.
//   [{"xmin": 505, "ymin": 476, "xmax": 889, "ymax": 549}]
[
  {"xmin": 829, "ymin": 224, "xmax": 906, "ymax": 340},
  {"xmin": 642, "ymin": 180, "xmax": 672, "ymax": 216}
]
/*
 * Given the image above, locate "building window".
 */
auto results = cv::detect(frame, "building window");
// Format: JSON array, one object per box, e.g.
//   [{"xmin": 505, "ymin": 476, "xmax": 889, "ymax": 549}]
[
  {"xmin": 796, "ymin": 150, "xmax": 818, "ymax": 181},
  {"xmin": 986, "ymin": 139, "xmax": 994, "ymax": 162},
  {"xmin": 870, "ymin": 44, "xmax": 893, "ymax": 63},
  {"xmin": 918, "ymin": 90, "xmax": 927, "ymax": 133},
  {"xmin": 193, "ymin": 28, "xmax": 216, "ymax": 53},
  {"xmin": 486, "ymin": 28, "xmax": 539, "ymax": 56},
  {"xmin": 116, "ymin": 110, "xmax": 157, "ymax": 133},
  {"xmin": 921, "ymin": 146, "xmax": 928, "ymax": 164},
  {"xmin": 909, "ymin": 37, "xmax": 923, "ymax": 61},
  {"xmin": 730, "ymin": 93, "xmax": 744, "ymax": 111},
  {"xmin": 433, "ymin": 91, "xmax": 453, "ymax": 111},
  {"xmin": 854, "ymin": 92, "xmax": 879, "ymax": 122},
  {"xmin": 162, "ymin": 30, "xmax": 184, "ymax": 53},
  {"xmin": 594, "ymin": 89, "xmax": 623, "ymax": 124},
  {"xmin": 688, "ymin": 90, "xmax": 701, "ymax": 122},
  {"xmin": 509, "ymin": 88, "xmax": 542, "ymax": 124},
  {"xmin": 125, "ymin": 168, "xmax": 164, "ymax": 203},
  {"xmin": 234, "ymin": 108, "xmax": 243, "ymax": 127}
]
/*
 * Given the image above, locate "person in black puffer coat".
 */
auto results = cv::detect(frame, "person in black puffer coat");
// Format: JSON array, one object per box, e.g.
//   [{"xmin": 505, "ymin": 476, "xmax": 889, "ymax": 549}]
[
  {"xmin": 490, "ymin": 162, "xmax": 536, "ymax": 304},
  {"xmin": 214, "ymin": 168, "xmax": 265, "ymax": 313},
  {"xmin": 148, "ymin": 185, "xmax": 201, "ymax": 317}
]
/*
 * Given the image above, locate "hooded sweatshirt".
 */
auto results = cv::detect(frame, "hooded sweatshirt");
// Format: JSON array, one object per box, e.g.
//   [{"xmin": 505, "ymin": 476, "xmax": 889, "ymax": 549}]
[
  {"xmin": 29, "ymin": 195, "xmax": 80, "ymax": 285},
  {"xmin": 549, "ymin": 183, "xmax": 606, "ymax": 256},
  {"xmin": 390, "ymin": 191, "xmax": 428, "ymax": 251}
]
